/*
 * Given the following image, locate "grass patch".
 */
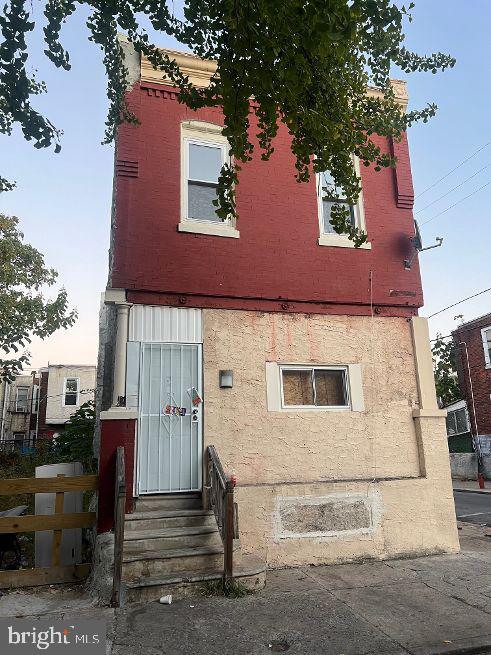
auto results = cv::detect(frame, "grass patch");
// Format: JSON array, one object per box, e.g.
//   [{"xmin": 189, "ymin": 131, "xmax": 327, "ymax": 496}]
[{"xmin": 200, "ymin": 578, "xmax": 249, "ymax": 598}]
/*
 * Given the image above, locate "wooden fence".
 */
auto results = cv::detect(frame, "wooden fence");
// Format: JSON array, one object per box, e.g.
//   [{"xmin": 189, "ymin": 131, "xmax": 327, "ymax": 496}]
[{"xmin": 0, "ymin": 473, "xmax": 98, "ymax": 588}]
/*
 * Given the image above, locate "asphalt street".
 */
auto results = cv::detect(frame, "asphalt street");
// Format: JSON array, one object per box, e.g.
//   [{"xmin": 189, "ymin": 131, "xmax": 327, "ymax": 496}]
[{"xmin": 454, "ymin": 490, "xmax": 491, "ymax": 526}]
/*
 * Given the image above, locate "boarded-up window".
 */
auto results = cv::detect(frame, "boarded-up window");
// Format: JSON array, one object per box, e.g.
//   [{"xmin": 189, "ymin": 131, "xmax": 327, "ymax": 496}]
[{"xmin": 281, "ymin": 367, "xmax": 349, "ymax": 408}]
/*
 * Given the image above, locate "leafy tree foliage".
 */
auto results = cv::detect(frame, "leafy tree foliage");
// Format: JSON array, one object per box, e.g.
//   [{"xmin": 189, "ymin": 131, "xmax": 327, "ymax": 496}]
[
  {"xmin": 0, "ymin": 214, "xmax": 77, "ymax": 380},
  {"xmin": 54, "ymin": 401, "xmax": 96, "ymax": 473},
  {"xmin": 1, "ymin": 1, "xmax": 454, "ymax": 243},
  {"xmin": 432, "ymin": 333, "xmax": 462, "ymax": 407}
]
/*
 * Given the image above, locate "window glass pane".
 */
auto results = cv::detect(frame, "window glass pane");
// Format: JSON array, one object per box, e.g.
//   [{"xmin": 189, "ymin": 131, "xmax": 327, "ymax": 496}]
[
  {"xmin": 455, "ymin": 408, "xmax": 469, "ymax": 434},
  {"xmin": 282, "ymin": 370, "xmax": 314, "ymax": 406},
  {"xmin": 322, "ymin": 200, "xmax": 355, "ymax": 234},
  {"xmin": 188, "ymin": 182, "xmax": 220, "ymax": 221},
  {"xmin": 66, "ymin": 378, "xmax": 78, "ymax": 393},
  {"xmin": 446, "ymin": 412, "xmax": 456, "ymax": 435},
  {"xmin": 485, "ymin": 329, "xmax": 491, "ymax": 361},
  {"xmin": 16, "ymin": 388, "xmax": 28, "ymax": 411},
  {"xmin": 189, "ymin": 143, "xmax": 222, "ymax": 183},
  {"xmin": 65, "ymin": 379, "xmax": 78, "ymax": 405},
  {"xmin": 314, "ymin": 369, "xmax": 347, "ymax": 406}
]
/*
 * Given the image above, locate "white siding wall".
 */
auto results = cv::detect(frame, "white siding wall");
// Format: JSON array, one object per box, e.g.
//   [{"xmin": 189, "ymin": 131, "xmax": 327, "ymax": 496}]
[{"xmin": 128, "ymin": 306, "xmax": 202, "ymax": 344}]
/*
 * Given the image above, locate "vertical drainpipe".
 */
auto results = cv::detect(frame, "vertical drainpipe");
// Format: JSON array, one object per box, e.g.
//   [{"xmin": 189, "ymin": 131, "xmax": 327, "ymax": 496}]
[{"xmin": 458, "ymin": 340, "xmax": 484, "ymax": 485}]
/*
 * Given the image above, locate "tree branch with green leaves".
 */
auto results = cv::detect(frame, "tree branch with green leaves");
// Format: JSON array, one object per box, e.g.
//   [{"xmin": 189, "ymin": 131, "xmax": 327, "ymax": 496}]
[
  {"xmin": 432, "ymin": 333, "xmax": 462, "ymax": 407},
  {"xmin": 0, "ymin": 214, "xmax": 77, "ymax": 381},
  {"xmin": 0, "ymin": 1, "xmax": 455, "ymax": 243}
]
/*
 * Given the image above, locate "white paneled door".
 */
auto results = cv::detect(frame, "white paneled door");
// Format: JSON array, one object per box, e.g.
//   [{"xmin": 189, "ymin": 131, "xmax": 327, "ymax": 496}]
[{"xmin": 138, "ymin": 343, "xmax": 202, "ymax": 494}]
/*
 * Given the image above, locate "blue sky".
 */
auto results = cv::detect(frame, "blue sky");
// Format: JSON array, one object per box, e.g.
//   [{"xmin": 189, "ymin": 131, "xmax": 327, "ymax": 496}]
[{"xmin": 0, "ymin": 1, "xmax": 490, "ymax": 368}]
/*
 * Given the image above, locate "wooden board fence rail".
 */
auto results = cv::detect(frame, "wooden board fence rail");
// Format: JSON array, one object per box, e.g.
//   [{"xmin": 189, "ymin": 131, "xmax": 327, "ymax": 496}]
[
  {"xmin": 0, "ymin": 472, "xmax": 99, "ymax": 588},
  {"xmin": 0, "ymin": 474, "xmax": 98, "ymax": 495}
]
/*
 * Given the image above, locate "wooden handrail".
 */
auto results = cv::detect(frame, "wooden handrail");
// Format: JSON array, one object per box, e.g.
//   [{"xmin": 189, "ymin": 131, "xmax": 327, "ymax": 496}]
[
  {"xmin": 111, "ymin": 446, "xmax": 126, "ymax": 607},
  {"xmin": 204, "ymin": 445, "xmax": 238, "ymax": 584}
]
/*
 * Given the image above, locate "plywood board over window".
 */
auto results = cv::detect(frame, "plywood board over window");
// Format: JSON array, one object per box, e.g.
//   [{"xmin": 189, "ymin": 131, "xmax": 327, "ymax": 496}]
[{"xmin": 266, "ymin": 363, "xmax": 364, "ymax": 412}]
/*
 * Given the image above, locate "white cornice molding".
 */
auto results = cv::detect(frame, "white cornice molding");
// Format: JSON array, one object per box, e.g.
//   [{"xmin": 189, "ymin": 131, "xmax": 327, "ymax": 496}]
[{"xmin": 141, "ymin": 48, "xmax": 408, "ymax": 109}]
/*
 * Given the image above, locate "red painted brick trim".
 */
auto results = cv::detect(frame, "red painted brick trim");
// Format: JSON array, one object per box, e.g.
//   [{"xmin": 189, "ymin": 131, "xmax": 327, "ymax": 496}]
[
  {"xmin": 97, "ymin": 418, "xmax": 136, "ymax": 533},
  {"xmin": 391, "ymin": 134, "xmax": 415, "ymax": 210}
]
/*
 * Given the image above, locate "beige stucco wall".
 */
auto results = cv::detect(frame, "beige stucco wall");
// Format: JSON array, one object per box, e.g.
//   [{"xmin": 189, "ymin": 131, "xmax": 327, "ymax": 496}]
[
  {"xmin": 45, "ymin": 365, "xmax": 96, "ymax": 425},
  {"xmin": 202, "ymin": 310, "xmax": 459, "ymax": 566}
]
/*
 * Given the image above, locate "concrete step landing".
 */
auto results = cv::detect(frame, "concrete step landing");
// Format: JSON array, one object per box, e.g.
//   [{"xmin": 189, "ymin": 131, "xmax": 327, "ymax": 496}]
[{"xmin": 121, "ymin": 493, "xmax": 266, "ymax": 605}]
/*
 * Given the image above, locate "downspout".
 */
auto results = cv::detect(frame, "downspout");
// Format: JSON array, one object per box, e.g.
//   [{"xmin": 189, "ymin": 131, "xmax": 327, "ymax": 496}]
[{"xmin": 458, "ymin": 340, "xmax": 483, "ymax": 482}]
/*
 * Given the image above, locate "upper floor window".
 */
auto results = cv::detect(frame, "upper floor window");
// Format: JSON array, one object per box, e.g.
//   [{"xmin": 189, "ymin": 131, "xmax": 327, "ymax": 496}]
[
  {"xmin": 481, "ymin": 326, "xmax": 491, "ymax": 368},
  {"xmin": 15, "ymin": 387, "xmax": 29, "ymax": 413},
  {"xmin": 63, "ymin": 378, "xmax": 79, "ymax": 406},
  {"xmin": 187, "ymin": 141, "xmax": 226, "ymax": 222},
  {"xmin": 179, "ymin": 121, "xmax": 239, "ymax": 239},
  {"xmin": 317, "ymin": 157, "xmax": 369, "ymax": 249},
  {"xmin": 446, "ymin": 405, "xmax": 470, "ymax": 436}
]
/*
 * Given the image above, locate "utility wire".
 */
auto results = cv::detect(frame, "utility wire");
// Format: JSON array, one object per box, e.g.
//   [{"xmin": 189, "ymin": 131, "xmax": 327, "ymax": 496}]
[
  {"xmin": 428, "ymin": 287, "xmax": 491, "ymax": 319},
  {"xmin": 415, "ymin": 140, "xmax": 491, "ymax": 200},
  {"xmin": 415, "ymin": 162, "xmax": 491, "ymax": 214},
  {"xmin": 420, "ymin": 179, "xmax": 491, "ymax": 226}
]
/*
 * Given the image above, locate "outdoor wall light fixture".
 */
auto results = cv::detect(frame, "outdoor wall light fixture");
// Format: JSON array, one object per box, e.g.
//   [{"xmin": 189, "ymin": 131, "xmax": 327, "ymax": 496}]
[{"xmin": 219, "ymin": 370, "xmax": 233, "ymax": 388}]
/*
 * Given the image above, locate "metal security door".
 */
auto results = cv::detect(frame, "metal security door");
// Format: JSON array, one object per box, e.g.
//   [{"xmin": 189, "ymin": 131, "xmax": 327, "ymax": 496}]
[{"xmin": 138, "ymin": 343, "xmax": 202, "ymax": 494}]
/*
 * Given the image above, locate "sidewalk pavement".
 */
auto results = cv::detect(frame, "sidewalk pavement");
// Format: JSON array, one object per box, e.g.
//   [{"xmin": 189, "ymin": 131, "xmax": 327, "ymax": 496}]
[
  {"xmin": 1, "ymin": 522, "xmax": 490, "ymax": 655},
  {"xmin": 453, "ymin": 480, "xmax": 491, "ymax": 494}
]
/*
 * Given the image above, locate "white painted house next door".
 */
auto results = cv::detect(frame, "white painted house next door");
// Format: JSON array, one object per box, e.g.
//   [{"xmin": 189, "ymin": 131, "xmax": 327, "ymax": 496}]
[{"xmin": 137, "ymin": 342, "xmax": 202, "ymax": 494}]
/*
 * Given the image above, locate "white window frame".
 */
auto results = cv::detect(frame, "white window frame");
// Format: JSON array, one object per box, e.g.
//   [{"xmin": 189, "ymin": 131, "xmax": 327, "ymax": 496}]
[
  {"xmin": 32, "ymin": 385, "xmax": 39, "ymax": 413},
  {"xmin": 179, "ymin": 120, "xmax": 239, "ymax": 239},
  {"xmin": 481, "ymin": 326, "xmax": 491, "ymax": 369},
  {"xmin": 317, "ymin": 156, "xmax": 370, "ymax": 249},
  {"xmin": 15, "ymin": 386, "xmax": 29, "ymax": 413},
  {"xmin": 265, "ymin": 362, "xmax": 365, "ymax": 412},
  {"xmin": 63, "ymin": 377, "xmax": 80, "ymax": 407},
  {"xmin": 446, "ymin": 404, "xmax": 471, "ymax": 436}
]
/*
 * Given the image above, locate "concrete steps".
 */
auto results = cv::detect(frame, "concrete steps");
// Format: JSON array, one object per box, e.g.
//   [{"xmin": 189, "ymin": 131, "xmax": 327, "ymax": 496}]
[
  {"xmin": 134, "ymin": 494, "xmax": 202, "ymax": 512},
  {"xmin": 123, "ymin": 555, "xmax": 267, "ymax": 605},
  {"xmin": 123, "ymin": 525, "xmax": 223, "ymax": 554},
  {"xmin": 125, "ymin": 509, "xmax": 215, "ymax": 532},
  {"xmin": 121, "ymin": 493, "xmax": 266, "ymax": 605}
]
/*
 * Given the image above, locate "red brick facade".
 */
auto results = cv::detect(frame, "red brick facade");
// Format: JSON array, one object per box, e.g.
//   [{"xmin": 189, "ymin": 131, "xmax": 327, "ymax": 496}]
[
  {"xmin": 110, "ymin": 81, "xmax": 423, "ymax": 317},
  {"xmin": 453, "ymin": 314, "xmax": 491, "ymax": 436}
]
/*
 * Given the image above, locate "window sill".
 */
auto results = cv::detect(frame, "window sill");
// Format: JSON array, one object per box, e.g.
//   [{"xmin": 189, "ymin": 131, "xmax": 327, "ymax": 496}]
[
  {"xmin": 280, "ymin": 406, "xmax": 354, "ymax": 413},
  {"xmin": 178, "ymin": 219, "xmax": 240, "ymax": 239},
  {"xmin": 318, "ymin": 234, "xmax": 371, "ymax": 249}
]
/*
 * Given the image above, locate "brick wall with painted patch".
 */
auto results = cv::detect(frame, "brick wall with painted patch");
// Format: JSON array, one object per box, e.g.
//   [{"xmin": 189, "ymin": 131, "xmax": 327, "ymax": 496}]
[{"xmin": 202, "ymin": 309, "xmax": 459, "ymax": 566}]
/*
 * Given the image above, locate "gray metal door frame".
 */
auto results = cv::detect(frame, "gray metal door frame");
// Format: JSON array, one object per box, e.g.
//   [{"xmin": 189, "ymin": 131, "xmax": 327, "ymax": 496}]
[{"xmin": 137, "ymin": 342, "xmax": 203, "ymax": 494}]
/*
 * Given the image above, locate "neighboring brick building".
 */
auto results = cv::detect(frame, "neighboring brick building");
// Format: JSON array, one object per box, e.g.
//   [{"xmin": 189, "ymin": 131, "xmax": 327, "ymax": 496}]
[
  {"xmin": 0, "ymin": 373, "xmax": 39, "ymax": 449},
  {"xmin": 0, "ymin": 365, "xmax": 96, "ymax": 450},
  {"xmin": 452, "ymin": 312, "xmax": 491, "ymax": 439},
  {"xmin": 95, "ymin": 45, "xmax": 458, "ymax": 599}
]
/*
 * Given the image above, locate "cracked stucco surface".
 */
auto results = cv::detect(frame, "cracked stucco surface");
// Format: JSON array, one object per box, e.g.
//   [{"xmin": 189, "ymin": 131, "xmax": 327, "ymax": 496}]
[{"xmin": 203, "ymin": 310, "xmax": 459, "ymax": 566}]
